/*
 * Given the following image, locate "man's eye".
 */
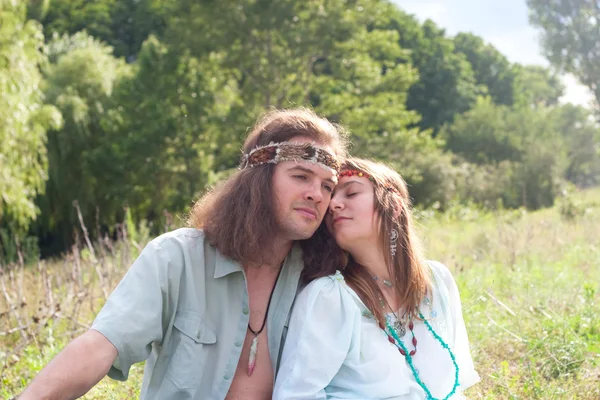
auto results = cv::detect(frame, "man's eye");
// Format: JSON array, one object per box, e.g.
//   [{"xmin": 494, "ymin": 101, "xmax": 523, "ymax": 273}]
[
  {"xmin": 293, "ymin": 175, "xmax": 308, "ymax": 180},
  {"xmin": 323, "ymin": 185, "xmax": 334, "ymax": 193},
  {"xmin": 347, "ymin": 192, "xmax": 357, "ymax": 197}
]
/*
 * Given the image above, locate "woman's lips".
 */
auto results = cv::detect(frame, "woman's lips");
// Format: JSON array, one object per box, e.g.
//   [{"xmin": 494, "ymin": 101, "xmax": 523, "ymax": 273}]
[{"xmin": 332, "ymin": 216, "xmax": 351, "ymax": 225}]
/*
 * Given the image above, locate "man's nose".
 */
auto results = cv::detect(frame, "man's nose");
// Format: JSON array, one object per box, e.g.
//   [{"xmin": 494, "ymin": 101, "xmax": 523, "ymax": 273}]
[{"xmin": 305, "ymin": 182, "xmax": 324, "ymax": 203}]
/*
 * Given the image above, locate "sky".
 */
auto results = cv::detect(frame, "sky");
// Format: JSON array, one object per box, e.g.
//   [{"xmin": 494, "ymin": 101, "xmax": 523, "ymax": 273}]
[{"xmin": 391, "ymin": 0, "xmax": 594, "ymax": 107}]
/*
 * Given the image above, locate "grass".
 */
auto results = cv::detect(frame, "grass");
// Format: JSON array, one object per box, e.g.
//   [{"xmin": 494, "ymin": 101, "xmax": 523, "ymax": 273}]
[
  {"xmin": 1, "ymin": 188, "xmax": 599, "ymax": 399},
  {"xmin": 418, "ymin": 187, "xmax": 600, "ymax": 399}
]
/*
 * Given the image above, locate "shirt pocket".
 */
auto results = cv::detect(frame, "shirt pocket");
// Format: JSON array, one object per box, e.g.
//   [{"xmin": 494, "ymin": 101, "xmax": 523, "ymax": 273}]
[{"xmin": 165, "ymin": 311, "xmax": 217, "ymax": 390}]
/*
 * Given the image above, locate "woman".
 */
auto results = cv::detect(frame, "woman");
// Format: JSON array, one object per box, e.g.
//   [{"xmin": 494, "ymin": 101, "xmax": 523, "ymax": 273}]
[{"xmin": 274, "ymin": 158, "xmax": 479, "ymax": 399}]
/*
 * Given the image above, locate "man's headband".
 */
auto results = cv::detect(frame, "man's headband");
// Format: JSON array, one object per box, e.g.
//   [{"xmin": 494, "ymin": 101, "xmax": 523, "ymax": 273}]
[{"xmin": 239, "ymin": 141, "xmax": 341, "ymax": 174}]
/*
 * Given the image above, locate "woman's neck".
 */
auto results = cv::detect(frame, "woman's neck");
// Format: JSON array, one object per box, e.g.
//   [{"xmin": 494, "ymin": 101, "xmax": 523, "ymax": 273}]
[
  {"xmin": 349, "ymin": 240, "xmax": 389, "ymax": 281},
  {"xmin": 348, "ymin": 239, "xmax": 402, "ymax": 311}
]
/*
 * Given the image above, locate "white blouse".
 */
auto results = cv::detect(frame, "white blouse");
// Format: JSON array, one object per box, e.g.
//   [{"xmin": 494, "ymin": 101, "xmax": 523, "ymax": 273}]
[{"xmin": 273, "ymin": 261, "xmax": 480, "ymax": 399}]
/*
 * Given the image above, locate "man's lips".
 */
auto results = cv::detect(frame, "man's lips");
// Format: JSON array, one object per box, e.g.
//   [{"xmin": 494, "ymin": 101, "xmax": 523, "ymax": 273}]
[{"xmin": 295, "ymin": 207, "xmax": 318, "ymax": 220}]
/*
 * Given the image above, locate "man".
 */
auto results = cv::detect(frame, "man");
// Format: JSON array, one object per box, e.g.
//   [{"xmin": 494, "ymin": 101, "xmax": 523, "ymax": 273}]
[{"xmin": 19, "ymin": 109, "xmax": 348, "ymax": 399}]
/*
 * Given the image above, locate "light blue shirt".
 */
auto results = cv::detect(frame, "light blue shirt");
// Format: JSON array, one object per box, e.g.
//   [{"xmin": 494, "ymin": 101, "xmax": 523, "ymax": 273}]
[
  {"xmin": 92, "ymin": 228, "xmax": 303, "ymax": 400},
  {"xmin": 274, "ymin": 261, "xmax": 480, "ymax": 399}
]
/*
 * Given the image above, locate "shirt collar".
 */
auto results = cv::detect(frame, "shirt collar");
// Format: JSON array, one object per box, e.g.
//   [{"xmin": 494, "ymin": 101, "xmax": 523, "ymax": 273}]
[
  {"xmin": 213, "ymin": 250, "xmax": 243, "ymax": 279},
  {"xmin": 213, "ymin": 242, "xmax": 303, "ymax": 279}
]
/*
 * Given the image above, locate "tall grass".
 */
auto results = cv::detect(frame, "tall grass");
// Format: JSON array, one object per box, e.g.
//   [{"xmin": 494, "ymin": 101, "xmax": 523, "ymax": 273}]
[
  {"xmin": 418, "ymin": 188, "xmax": 600, "ymax": 399},
  {"xmin": 1, "ymin": 190, "xmax": 599, "ymax": 399}
]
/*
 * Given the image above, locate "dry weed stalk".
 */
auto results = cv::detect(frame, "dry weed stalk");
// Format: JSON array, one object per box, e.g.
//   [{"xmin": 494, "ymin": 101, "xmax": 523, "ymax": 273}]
[{"xmin": 0, "ymin": 215, "xmax": 134, "ymax": 383}]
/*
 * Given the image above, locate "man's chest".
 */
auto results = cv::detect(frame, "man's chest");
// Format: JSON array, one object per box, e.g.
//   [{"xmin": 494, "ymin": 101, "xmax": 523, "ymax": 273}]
[{"xmin": 223, "ymin": 269, "xmax": 282, "ymax": 398}]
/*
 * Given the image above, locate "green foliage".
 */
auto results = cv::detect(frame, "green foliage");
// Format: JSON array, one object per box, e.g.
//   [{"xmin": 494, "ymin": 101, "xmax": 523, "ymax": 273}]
[
  {"xmin": 1, "ymin": 0, "xmax": 600, "ymax": 255},
  {"xmin": 91, "ymin": 35, "xmax": 231, "ymax": 225},
  {"xmin": 34, "ymin": 32, "xmax": 130, "ymax": 251},
  {"xmin": 552, "ymin": 104, "xmax": 600, "ymax": 187},
  {"xmin": 557, "ymin": 186, "xmax": 586, "ymax": 221},
  {"xmin": 512, "ymin": 64, "xmax": 565, "ymax": 107},
  {"xmin": 394, "ymin": 17, "xmax": 485, "ymax": 132},
  {"xmin": 0, "ymin": 0, "xmax": 62, "ymax": 229},
  {"xmin": 527, "ymin": 0, "xmax": 600, "ymax": 113},
  {"xmin": 39, "ymin": 0, "xmax": 169, "ymax": 60},
  {"xmin": 441, "ymin": 97, "xmax": 521, "ymax": 164},
  {"xmin": 440, "ymin": 97, "xmax": 584, "ymax": 209},
  {"xmin": 0, "ymin": 227, "xmax": 40, "ymax": 266},
  {"xmin": 26, "ymin": 0, "xmax": 50, "ymax": 21},
  {"xmin": 454, "ymin": 32, "xmax": 516, "ymax": 106}
]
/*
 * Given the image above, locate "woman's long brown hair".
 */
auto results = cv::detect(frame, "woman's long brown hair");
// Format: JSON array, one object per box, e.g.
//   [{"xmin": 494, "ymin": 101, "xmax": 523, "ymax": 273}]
[{"xmin": 340, "ymin": 158, "xmax": 431, "ymax": 325}]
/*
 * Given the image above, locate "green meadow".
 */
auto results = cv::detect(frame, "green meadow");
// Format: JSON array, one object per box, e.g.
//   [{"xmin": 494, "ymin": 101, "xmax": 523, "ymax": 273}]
[{"xmin": 2, "ymin": 189, "xmax": 599, "ymax": 399}]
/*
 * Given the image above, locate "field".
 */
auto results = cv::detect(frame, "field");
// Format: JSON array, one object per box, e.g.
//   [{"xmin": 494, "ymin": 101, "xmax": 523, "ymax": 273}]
[{"xmin": 1, "ymin": 189, "xmax": 599, "ymax": 399}]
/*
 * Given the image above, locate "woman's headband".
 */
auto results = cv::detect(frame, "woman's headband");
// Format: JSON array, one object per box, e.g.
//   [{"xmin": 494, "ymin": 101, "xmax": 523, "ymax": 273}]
[{"xmin": 339, "ymin": 169, "xmax": 400, "ymax": 195}]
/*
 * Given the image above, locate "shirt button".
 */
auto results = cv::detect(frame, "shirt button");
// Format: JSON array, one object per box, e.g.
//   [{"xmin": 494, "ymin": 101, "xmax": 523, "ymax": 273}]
[
  {"xmin": 235, "ymin": 341, "xmax": 242, "ymax": 347},
  {"xmin": 224, "ymin": 374, "xmax": 232, "ymax": 380},
  {"xmin": 196, "ymin": 331, "xmax": 201, "ymax": 340},
  {"xmin": 243, "ymin": 307, "xmax": 249, "ymax": 315}
]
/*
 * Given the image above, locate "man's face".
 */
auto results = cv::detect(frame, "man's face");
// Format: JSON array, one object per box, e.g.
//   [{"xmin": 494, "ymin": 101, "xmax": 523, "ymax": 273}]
[{"xmin": 271, "ymin": 136, "xmax": 338, "ymax": 241}]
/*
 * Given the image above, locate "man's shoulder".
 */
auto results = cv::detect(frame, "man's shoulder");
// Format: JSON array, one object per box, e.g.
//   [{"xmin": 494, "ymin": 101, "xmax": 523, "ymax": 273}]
[
  {"xmin": 153, "ymin": 227, "xmax": 205, "ymax": 242},
  {"xmin": 143, "ymin": 228, "xmax": 213, "ymax": 267},
  {"xmin": 150, "ymin": 228, "xmax": 206, "ymax": 251}
]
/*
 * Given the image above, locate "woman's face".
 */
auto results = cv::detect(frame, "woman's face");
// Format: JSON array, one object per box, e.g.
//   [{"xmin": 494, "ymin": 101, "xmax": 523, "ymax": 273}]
[{"xmin": 326, "ymin": 175, "xmax": 379, "ymax": 251}]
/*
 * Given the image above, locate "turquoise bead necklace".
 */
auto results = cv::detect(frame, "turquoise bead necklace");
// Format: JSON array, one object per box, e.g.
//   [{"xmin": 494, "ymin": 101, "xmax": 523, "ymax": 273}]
[{"xmin": 385, "ymin": 312, "xmax": 460, "ymax": 400}]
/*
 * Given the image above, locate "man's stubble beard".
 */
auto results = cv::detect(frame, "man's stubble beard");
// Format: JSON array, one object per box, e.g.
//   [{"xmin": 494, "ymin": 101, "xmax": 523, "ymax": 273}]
[{"xmin": 275, "ymin": 213, "xmax": 321, "ymax": 242}]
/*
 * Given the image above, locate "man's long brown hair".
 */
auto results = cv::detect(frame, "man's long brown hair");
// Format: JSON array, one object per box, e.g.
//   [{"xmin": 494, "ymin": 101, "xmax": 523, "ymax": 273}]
[
  {"xmin": 188, "ymin": 108, "xmax": 348, "ymax": 270},
  {"xmin": 340, "ymin": 158, "xmax": 431, "ymax": 325}
]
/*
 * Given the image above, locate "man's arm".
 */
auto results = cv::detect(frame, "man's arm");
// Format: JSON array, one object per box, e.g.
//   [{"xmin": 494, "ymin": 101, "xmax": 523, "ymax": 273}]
[{"xmin": 18, "ymin": 329, "xmax": 118, "ymax": 400}]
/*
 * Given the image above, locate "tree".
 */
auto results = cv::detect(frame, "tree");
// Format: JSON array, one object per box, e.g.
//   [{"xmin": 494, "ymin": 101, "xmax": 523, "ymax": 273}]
[
  {"xmin": 0, "ymin": 0, "xmax": 62, "ymax": 229},
  {"xmin": 382, "ymin": 11, "xmax": 485, "ymax": 133},
  {"xmin": 440, "ymin": 98, "xmax": 566, "ymax": 209},
  {"xmin": 440, "ymin": 97, "xmax": 521, "ymax": 165},
  {"xmin": 40, "ymin": 0, "xmax": 169, "ymax": 60},
  {"xmin": 26, "ymin": 0, "xmax": 50, "ymax": 21},
  {"xmin": 527, "ymin": 0, "xmax": 600, "ymax": 113},
  {"xmin": 552, "ymin": 104, "xmax": 600, "ymax": 187},
  {"xmin": 513, "ymin": 64, "xmax": 564, "ymax": 107},
  {"xmin": 167, "ymin": 0, "xmax": 363, "ymax": 116},
  {"xmin": 91, "ymin": 35, "xmax": 230, "ymax": 225},
  {"xmin": 35, "ymin": 32, "xmax": 129, "ymax": 252},
  {"xmin": 453, "ymin": 32, "xmax": 516, "ymax": 106}
]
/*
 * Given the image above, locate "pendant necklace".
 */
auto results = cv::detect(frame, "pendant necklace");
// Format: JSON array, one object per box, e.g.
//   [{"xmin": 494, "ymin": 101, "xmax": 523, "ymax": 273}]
[
  {"xmin": 246, "ymin": 265, "xmax": 283, "ymax": 376},
  {"xmin": 374, "ymin": 275, "xmax": 407, "ymax": 336},
  {"xmin": 372, "ymin": 274, "xmax": 393, "ymax": 288}
]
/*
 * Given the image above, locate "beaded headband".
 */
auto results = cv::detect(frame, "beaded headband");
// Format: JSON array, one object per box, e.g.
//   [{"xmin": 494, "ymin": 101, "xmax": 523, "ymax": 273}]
[
  {"xmin": 339, "ymin": 169, "xmax": 400, "ymax": 195},
  {"xmin": 339, "ymin": 169, "xmax": 374, "ymax": 181},
  {"xmin": 239, "ymin": 141, "xmax": 341, "ymax": 174}
]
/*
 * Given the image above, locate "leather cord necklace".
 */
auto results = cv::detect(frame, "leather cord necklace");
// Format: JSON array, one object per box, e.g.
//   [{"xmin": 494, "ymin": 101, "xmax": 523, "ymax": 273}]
[{"xmin": 246, "ymin": 265, "xmax": 283, "ymax": 376}]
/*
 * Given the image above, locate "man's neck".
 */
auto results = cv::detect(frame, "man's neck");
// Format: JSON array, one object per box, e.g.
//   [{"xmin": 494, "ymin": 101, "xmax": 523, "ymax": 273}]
[{"xmin": 244, "ymin": 238, "xmax": 293, "ymax": 271}]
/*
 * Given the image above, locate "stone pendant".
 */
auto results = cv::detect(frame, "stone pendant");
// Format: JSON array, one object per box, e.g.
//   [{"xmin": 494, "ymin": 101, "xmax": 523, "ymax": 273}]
[{"xmin": 394, "ymin": 319, "xmax": 406, "ymax": 337}]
